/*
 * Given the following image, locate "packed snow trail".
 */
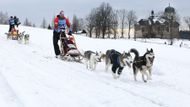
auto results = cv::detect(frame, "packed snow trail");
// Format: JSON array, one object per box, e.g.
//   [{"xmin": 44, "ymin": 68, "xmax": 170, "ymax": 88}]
[
  {"xmin": 0, "ymin": 71, "xmax": 24, "ymax": 107},
  {"xmin": 1, "ymin": 25, "xmax": 190, "ymax": 107}
]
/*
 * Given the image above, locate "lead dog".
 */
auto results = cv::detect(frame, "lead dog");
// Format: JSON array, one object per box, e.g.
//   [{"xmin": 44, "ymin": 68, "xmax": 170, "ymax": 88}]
[
  {"xmin": 105, "ymin": 49, "xmax": 132, "ymax": 79},
  {"xmin": 84, "ymin": 50, "xmax": 103, "ymax": 71},
  {"xmin": 130, "ymin": 48, "xmax": 155, "ymax": 82}
]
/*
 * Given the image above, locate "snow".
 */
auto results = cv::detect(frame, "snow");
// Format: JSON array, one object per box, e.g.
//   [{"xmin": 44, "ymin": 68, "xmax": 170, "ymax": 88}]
[{"xmin": 0, "ymin": 25, "xmax": 190, "ymax": 107}]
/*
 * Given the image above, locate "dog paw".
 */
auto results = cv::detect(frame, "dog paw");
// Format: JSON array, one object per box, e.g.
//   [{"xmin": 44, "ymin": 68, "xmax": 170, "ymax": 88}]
[{"xmin": 143, "ymin": 80, "xmax": 147, "ymax": 83}]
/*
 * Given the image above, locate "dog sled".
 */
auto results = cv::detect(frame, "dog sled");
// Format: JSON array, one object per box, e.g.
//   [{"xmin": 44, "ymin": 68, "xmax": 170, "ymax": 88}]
[
  {"xmin": 5, "ymin": 27, "xmax": 19, "ymax": 40},
  {"xmin": 59, "ymin": 28, "xmax": 83, "ymax": 62},
  {"xmin": 5, "ymin": 27, "xmax": 30, "ymax": 44}
]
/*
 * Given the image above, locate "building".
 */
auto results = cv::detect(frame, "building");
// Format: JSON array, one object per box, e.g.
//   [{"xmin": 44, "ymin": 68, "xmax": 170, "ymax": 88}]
[{"xmin": 134, "ymin": 5, "xmax": 180, "ymax": 39}]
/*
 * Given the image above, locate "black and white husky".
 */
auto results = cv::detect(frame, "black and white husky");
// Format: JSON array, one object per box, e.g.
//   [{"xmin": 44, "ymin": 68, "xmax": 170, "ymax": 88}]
[
  {"xmin": 130, "ymin": 48, "xmax": 155, "ymax": 82},
  {"xmin": 24, "ymin": 34, "xmax": 29, "ymax": 44},
  {"xmin": 105, "ymin": 49, "xmax": 132, "ymax": 79},
  {"xmin": 84, "ymin": 50, "xmax": 103, "ymax": 71}
]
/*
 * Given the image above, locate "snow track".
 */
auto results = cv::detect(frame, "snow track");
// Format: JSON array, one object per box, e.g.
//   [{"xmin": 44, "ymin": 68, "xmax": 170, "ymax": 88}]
[{"xmin": 1, "ymin": 25, "xmax": 190, "ymax": 107}]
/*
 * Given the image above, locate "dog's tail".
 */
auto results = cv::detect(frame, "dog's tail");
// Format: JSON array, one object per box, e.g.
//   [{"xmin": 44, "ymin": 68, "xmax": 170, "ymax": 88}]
[{"xmin": 130, "ymin": 48, "xmax": 139, "ymax": 60}]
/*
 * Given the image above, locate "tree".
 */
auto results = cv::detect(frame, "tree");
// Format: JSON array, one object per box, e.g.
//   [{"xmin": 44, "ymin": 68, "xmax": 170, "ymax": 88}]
[
  {"xmin": 148, "ymin": 11, "xmax": 155, "ymax": 38},
  {"xmin": 72, "ymin": 15, "xmax": 79, "ymax": 33},
  {"xmin": 98, "ymin": 2, "xmax": 113, "ymax": 38},
  {"xmin": 41, "ymin": 18, "xmax": 47, "ymax": 28},
  {"xmin": 85, "ymin": 2, "xmax": 121, "ymax": 39},
  {"xmin": 118, "ymin": 9, "xmax": 128, "ymax": 38},
  {"xmin": 111, "ymin": 10, "xmax": 119, "ymax": 39},
  {"xmin": 0, "ymin": 11, "xmax": 9, "ymax": 24},
  {"xmin": 156, "ymin": 11, "xmax": 165, "ymax": 39},
  {"xmin": 48, "ymin": 24, "xmax": 52, "ymax": 29},
  {"xmin": 184, "ymin": 16, "xmax": 190, "ymax": 30},
  {"xmin": 127, "ymin": 10, "xmax": 137, "ymax": 39},
  {"xmin": 32, "ymin": 23, "xmax": 36, "ymax": 27},
  {"xmin": 24, "ymin": 18, "xmax": 32, "ymax": 26},
  {"xmin": 86, "ymin": 9, "xmax": 96, "ymax": 37},
  {"xmin": 164, "ymin": 11, "xmax": 180, "ymax": 45},
  {"xmin": 94, "ymin": 9, "xmax": 101, "ymax": 38},
  {"xmin": 78, "ymin": 18, "xmax": 84, "ymax": 31}
]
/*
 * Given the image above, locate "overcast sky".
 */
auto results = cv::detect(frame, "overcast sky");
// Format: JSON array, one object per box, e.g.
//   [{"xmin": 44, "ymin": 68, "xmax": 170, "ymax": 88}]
[{"xmin": 0, "ymin": 0, "xmax": 189, "ymax": 27}]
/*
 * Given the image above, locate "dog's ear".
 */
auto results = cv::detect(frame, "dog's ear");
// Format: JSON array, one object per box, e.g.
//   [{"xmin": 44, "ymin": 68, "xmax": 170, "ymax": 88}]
[
  {"xmin": 150, "ymin": 48, "xmax": 153, "ymax": 52},
  {"xmin": 96, "ymin": 51, "xmax": 98, "ymax": 55},
  {"xmin": 128, "ymin": 51, "xmax": 130, "ymax": 54},
  {"xmin": 147, "ymin": 48, "xmax": 149, "ymax": 52},
  {"xmin": 128, "ymin": 51, "xmax": 131, "ymax": 56}
]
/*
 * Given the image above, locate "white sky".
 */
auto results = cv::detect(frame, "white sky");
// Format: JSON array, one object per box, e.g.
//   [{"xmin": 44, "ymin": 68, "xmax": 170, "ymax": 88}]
[{"xmin": 0, "ymin": 0, "xmax": 189, "ymax": 28}]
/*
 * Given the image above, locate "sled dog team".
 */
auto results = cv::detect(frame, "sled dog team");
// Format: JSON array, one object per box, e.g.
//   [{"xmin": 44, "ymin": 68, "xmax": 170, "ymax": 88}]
[{"xmin": 83, "ymin": 48, "xmax": 155, "ymax": 83}]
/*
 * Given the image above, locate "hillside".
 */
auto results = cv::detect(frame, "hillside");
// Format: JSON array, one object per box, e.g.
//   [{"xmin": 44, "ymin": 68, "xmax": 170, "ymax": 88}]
[{"xmin": 0, "ymin": 25, "xmax": 190, "ymax": 107}]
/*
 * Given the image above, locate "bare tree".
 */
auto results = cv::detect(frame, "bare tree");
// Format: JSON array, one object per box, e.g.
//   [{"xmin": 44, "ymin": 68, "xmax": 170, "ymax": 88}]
[
  {"xmin": 78, "ymin": 18, "xmax": 84, "ymax": 31},
  {"xmin": 94, "ymin": 10, "xmax": 101, "ymax": 38},
  {"xmin": 106, "ymin": 8, "xmax": 117, "ymax": 38},
  {"xmin": 127, "ymin": 10, "xmax": 137, "ymax": 39},
  {"xmin": 156, "ymin": 11, "xmax": 164, "ymax": 20},
  {"xmin": 86, "ymin": 9, "xmax": 96, "ymax": 37},
  {"xmin": 156, "ymin": 11, "xmax": 165, "ymax": 39},
  {"xmin": 111, "ymin": 10, "xmax": 119, "ymax": 39},
  {"xmin": 118, "ymin": 9, "xmax": 128, "ymax": 38},
  {"xmin": 184, "ymin": 16, "xmax": 190, "ymax": 30},
  {"xmin": 98, "ymin": 2, "xmax": 113, "ymax": 38},
  {"xmin": 157, "ymin": 9, "xmax": 180, "ymax": 45},
  {"xmin": 85, "ymin": 2, "xmax": 126, "ymax": 39},
  {"xmin": 72, "ymin": 15, "xmax": 79, "ymax": 33}
]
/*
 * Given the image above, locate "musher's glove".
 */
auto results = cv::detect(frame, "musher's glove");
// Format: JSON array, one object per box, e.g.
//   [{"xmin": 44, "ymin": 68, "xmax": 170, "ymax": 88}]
[{"xmin": 68, "ymin": 30, "xmax": 72, "ymax": 35}]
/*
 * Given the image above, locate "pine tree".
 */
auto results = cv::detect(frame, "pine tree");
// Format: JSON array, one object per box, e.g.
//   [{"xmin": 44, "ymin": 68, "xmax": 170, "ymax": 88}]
[
  {"xmin": 24, "ymin": 18, "xmax": 32, "ymax": 26},
  {"xmin": 41, "ymin": 18, "xmax": 47, "ymax": 28},
  {"xmin": 48, "ymin": 24, "xmax": 52, "ymax": 29},
  {"xmin": 0, "ymin": 11, "xmax": 9, "ymax": 24}
]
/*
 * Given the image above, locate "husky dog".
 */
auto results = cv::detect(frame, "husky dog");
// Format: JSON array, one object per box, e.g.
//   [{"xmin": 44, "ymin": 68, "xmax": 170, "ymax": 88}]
[
  {"xmin": 105, "ymin": 49, "xmax": 132, "ymax": 79},
  {"xmin": 130, "ymin": 48, "xmax": 155, "ymax": 82},
  {"xmin": 84, "ymin": 50, "xmax": 102, "ymax": 71},
  {"xmin": 24, "ymin": 34, "xmax": 29, "ymax": 44},
  {"xmin": 17, "ymin": 33, "xmax": 23, "ymax": 43}
]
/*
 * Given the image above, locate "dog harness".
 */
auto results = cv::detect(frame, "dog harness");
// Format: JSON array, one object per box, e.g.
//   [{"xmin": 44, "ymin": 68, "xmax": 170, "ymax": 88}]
[{"xmin": 109, "ymin": 50, "xmax": 124, "ymax": 67}]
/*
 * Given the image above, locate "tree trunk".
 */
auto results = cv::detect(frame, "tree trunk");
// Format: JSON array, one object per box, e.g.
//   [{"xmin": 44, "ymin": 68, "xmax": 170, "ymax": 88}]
[
  {"xmin": 128, "ymin": 23, "xmax": 131, "ymax": 39},
  {"xmin": 89, "ymin": 29, "xmax": 92, "ymax": 38},
  {"xmin": 121, "ymin": 25, "xmax": 124, "ymax": 38}
]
